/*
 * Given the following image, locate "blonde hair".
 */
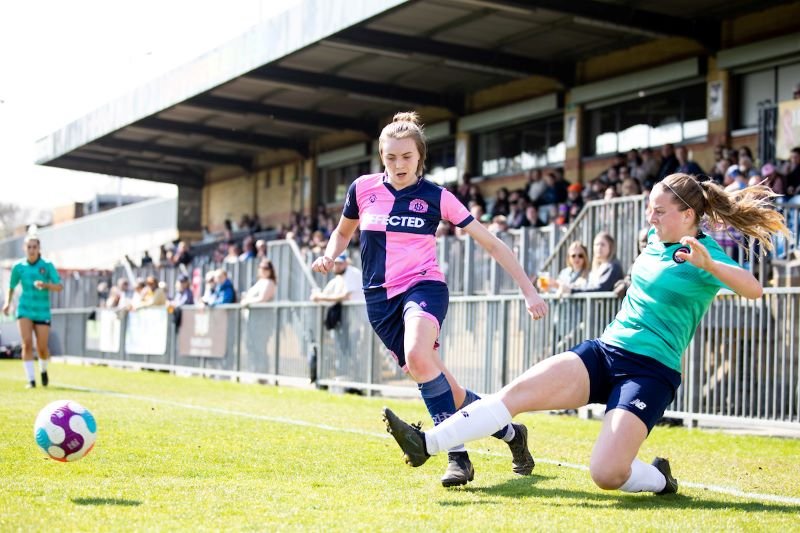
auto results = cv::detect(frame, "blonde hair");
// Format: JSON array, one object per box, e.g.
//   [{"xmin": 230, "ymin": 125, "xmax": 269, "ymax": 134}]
[
  {"xmin": 567, "ymin": 241, "xmax": 589, "ymax": 278},
  {"xmin": 660, "ymin": 173, "xmax": 790, "ymax": 253},
  {"xmin": 591, "ymin": 231, "xmax": 616, "ymax": 271},
  {"xmin": 379, "ymin": 111, "xmax": 427, "ymax": 176}
]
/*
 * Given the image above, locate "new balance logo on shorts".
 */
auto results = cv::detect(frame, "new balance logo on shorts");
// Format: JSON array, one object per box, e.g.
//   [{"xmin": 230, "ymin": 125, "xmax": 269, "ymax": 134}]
[{"xmin": 630, "ymin": 399, "xmax": 647, "ymax": 410}]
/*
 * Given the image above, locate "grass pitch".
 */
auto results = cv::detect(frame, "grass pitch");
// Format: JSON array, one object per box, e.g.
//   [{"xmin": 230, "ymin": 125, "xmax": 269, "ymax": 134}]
[{"xmin": 1, "ymin": 359, "xmax": 799, "ymax": 532}]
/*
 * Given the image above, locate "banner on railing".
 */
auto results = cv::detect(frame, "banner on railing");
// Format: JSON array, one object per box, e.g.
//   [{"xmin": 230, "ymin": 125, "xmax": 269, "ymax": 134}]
[
  {"xmin": 90, "ymin": 309, "xmax": 122, "ymax": 353},
  {"xmin": 177, "ymin": 308, "xmax": 228, "ymax": 358},
  {"xmin": 125, "ymin": 308, "xmax": 168, "ymax": 355}
]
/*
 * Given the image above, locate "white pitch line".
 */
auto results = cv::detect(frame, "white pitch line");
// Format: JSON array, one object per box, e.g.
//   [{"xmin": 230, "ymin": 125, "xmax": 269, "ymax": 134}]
[{"xmin": 61, "ymin": 384, "xmax": 800, "ymax": 506}]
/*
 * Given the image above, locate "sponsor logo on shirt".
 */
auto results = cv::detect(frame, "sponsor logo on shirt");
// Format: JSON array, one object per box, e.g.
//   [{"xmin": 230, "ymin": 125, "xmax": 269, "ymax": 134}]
[
  {"xmin": 409, "ymin": 198, "xmax": 428, "ymax": 213},
  {"xmin": 363, "ymin": 214, "xmax": 425, "ymax": 228}
]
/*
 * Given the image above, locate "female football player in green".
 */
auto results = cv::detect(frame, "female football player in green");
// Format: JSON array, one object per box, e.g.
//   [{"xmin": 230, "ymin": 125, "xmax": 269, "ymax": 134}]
[
  {"xmin": 384, "ymin": 172, "xmax": 789, "ymax": 495},
  {"xmin": 3, "ymin": 231, "xmax": 62, "ymax": 388}
]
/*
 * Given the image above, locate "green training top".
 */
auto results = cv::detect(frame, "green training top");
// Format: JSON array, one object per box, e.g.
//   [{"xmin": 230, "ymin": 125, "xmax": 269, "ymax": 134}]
[
  {"xmin": 600, "ymin": 227, "xmax": 739, "ymax": 372},
  {"xmin": 9, "ymin": 256, "xmax": 61, "ymax": 322}
]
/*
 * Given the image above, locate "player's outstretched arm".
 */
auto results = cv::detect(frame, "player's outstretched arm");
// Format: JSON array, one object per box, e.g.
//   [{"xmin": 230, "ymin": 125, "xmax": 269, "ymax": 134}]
[
  {"xmin": 676, "ymin": 236, "xmax": 762, "ymax": 299},
  {"xmin": 311, "ymin": 217, "xmax": 359, "ymax": 273}
]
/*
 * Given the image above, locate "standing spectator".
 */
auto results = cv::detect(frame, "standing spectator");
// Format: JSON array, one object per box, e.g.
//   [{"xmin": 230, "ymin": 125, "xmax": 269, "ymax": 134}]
[
  {"xmin": 171, "ymin": 241, "xmax": 193, "ymax": 269},
  {"xmin": 526, "ymin": 169, "xmax": 546, "ymax": 206},
  {"xmin": 241, "ymin": 259, "xmax": 278, "ymax": 305},
  {"xmin": 140, "ymin": 250, "xmax": 154, "ymax": 267},
  {"xmin": 2, "ymin": 230, "xmax": 63, "ymax": 389},
  {"xmin": 564, "ymin": 231, "xmax": 624, "ymax": 294}
]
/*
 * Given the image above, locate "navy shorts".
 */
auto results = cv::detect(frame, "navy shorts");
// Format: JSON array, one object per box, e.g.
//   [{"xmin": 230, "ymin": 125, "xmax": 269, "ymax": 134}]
[
  {"xmin": 365, "ymin": 281, "xmax": 449, "ymax": 371},
  {"xmin": 18, "ymin": 316, "xmax": 51, "ymax": 326},
  {"xmin": 571, "ymin": 338, "xmax": 682, "ymax": 433}
]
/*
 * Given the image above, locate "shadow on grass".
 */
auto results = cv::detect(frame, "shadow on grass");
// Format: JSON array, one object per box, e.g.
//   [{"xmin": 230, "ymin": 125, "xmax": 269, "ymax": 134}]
[
  {"xmin": 457, "ymin": 478, "xmax": 799, "ymax": 514},
  {"xmin": 71, "ymin": 497, "xmax": 142, "ymax": 507}
]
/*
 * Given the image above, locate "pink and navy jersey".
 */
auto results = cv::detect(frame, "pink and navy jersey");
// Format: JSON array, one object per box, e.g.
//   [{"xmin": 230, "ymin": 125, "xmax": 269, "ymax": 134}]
[{"xmin": 342, "ymin": 173, "xmax": 473, "ymax": 299}]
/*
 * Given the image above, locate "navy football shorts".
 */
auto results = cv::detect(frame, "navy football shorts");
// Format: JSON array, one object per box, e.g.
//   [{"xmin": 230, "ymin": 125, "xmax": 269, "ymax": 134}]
[
  {"xmin": 365, "ymin": 281, "xmax": 449, "ymax": 372},
  {"xmin": 571, "ymin": 338, "xmax": 682, "ymax": 433}
]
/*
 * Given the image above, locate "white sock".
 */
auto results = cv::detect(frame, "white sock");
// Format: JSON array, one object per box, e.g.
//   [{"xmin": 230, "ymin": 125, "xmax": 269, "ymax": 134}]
[
  {"xmin": 425, "ymin": 395, "xmax": 512, "ymax": 455},
  {"xmin": 23, "ymin": 360, "xmax": 35, "ymax": 382},
  {"xmin": 618, "ymin": 458, "xmax": 666, "ymax": 493},
  {"xmin": 502, "ymin": 424, "xmax": 516, "ymax": 442},
  {"xmin": 39, "ymin": 358, "xmax": 48, "ymax": 372}
]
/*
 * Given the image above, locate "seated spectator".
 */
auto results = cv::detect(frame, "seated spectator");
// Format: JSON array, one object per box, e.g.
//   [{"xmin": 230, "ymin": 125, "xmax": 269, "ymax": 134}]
[
  {"xmin": 538, "ymin": 241, "xmax": 589, "ymax": 295},
  {"xmin": 310, "ymin": 253, "xmax": 365, "ymax": 304},
  {"xmin": 620, "ymin": 177, "xmax": 642, "ymax": 196},
  {"xmin": 755, "ymin": 163, "xmax": 785, "ymax": 196},
  {"xmin": 488, "ymin": 215, "xmax": 509, "ymax": 234},
  {"xmin": 657, "ymin": 143, "xmax": 679, "ymax": 181},
  {"xmin": 136, "ymin": 275, "xmax": 167, "ymax": 309},
  {"xmin": 255, "ymin": 239, "xmax": 268, "ymax": 260},
  {"xmin": 738, "ymin": 155, "xmax": 759, "ymax": 179},
  {"xmin": 129, "ymin": 278, "xmax": 147, "ymax": 309},
  {"xmin": 526, "ymin": 169, "xmax": 546, "ymax": 205},
  {"xmin": 489, "ymin": 187, "xmax": 510, "ymax": 218},
  {"xmin": 170, "ymin": 274, "xmax": 194, "ymax": 308},
  {"xmin": 633, "ymin": 147, "xmax": 659, "ymax": 186},
  {"xmin": 105, "ymin": 286, "xmax": 121, "ymax": 308},
  {"xmin": 781, "ymin": 146, "xmax": 800, "ymax": 197},
  {"xmin": 566, "ymin": 183, "xmax": 584, "ymax": 212},
  {"xmin": 564, "ymin": 231, "xmax": 624, "ymax": 294},
  {"xmin": 520, "ymin": 204, "xmax": 546, "ymax": 228},
  {"xmin": 240, "ymin": 260, "xmax": 277, "ymax": 306},
  {"xmin": 201, "ymin": 271, "xmax": 217, "ymax": 305},
  {"xmin": 613, "ymin": 228, "xmax": 649, "ymax": 299},
  {"xmin": 224, "ymin": 242, "xmax": 241, "ymax": 264},
  {"xmin": 507, "ymin": 198, "xmax": 528, "ymax": 229},
  {"xmin": 239, "ymin": 236, "xmax": 256, "ymax": 261},
  {"xmin": 724, "ymin": 165, "xmax": 748, "ymax": 192},
  {"xmin": 675, "ymin": 145, "xmax": 704, "ymax": 176},
  {"xmin": 208, "ymin": 269, "xmax": 236, "ymax": 306}
]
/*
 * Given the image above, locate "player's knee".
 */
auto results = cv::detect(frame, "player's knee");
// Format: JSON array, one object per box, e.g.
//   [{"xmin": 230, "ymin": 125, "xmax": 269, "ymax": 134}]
[
  {"xmin": 38, "ymin": 348, "xmax": 49, "ymax": 359},
  {"xmin": 21, "ymin": 339, "xmax": 34, "ymax": 352},
  {"xmin": 589, "ymin": 462, "xmax": 627, "ymax": 490},
  {"xmin": 404, "ymin": 347, "xmax": 432, "ymax": 375}
]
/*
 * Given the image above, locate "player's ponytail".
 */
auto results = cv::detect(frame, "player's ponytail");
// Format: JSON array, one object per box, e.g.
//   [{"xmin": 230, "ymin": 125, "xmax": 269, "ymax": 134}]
[
  {"xmin": 661, "ymin": 173, "xmax": 790, "ymax": 254},
  {"xmin": 379, "ymin": 111, "xmax": 427, "ymax": 176}
]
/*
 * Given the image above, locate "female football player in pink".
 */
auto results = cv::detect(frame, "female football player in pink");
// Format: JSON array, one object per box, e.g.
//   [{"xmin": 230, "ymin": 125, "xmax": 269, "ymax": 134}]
[{"xmin": 312, "ymin": 111, "xmax": 548, "ymax": 487}]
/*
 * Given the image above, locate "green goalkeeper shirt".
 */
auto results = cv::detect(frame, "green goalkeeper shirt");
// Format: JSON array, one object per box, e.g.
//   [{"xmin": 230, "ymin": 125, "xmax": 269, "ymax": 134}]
[
  {"xmin": 9, "ymin": 257, "xmax": 60, "ymax": 322},
  {"xmin": 600, "ymin": 227, "xmax": 738, "ymax": 372}
]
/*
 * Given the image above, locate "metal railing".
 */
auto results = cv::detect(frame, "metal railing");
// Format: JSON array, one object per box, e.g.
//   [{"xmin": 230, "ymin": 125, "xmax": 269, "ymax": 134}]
[{"xmin": 50, "ymin": 288, "xmax": 800, "ymax": 429}]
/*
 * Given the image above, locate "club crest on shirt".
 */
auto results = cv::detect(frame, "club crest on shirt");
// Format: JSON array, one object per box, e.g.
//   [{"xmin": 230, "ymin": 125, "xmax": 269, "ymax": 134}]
[
  {"xmin": 39, "ymin": 267, "xmax": 46, "ymax": 275},
  {"xmin": 409, "ymin": 199, "xmax": 428, "ymax": 213},
  {"xmin": 368, "ymin": 194, "xmax": 377, "ymax": 203},
  {"xmin": 672, "ymin": 246, "xmax": 691, "ymax": 263}
]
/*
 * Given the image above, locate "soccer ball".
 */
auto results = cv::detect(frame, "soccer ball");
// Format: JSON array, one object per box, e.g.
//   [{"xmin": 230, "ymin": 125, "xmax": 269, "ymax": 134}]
[{"xmin": 34, "ymin": 400, "xmax": 97, "ymax": 462}]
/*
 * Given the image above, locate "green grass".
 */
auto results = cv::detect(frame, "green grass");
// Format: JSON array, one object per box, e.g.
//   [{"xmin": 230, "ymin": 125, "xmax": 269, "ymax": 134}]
[{"xmin": 1, "ymin": 360, "xmax": 799, "ymax": 532}]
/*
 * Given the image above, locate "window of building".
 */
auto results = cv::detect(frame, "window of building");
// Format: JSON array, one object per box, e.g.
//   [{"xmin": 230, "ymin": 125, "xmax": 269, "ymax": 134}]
[
  {"xmin": 734, "ymin": 60, "xmax": 800, "ymax": 129},
  {"xmin": 583, "ymin": 84, "xmax": 707, "ymax": 156},
  {"xmin": 319, "ymin": 160, "xmax": 371, "ymax": 205},
  {"xmin": 475, "ymin": 116, "xmax": 564, "ymax": 178},
  {"xmin": 425, "ymin": 140, "xmax": 456, "ymax": 185}
]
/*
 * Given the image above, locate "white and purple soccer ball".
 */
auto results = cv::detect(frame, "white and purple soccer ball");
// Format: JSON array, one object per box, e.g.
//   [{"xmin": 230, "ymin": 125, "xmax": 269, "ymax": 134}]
[{"xmin": 34, "ymin": 400, "xmax": 97, "ymax": 462}]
